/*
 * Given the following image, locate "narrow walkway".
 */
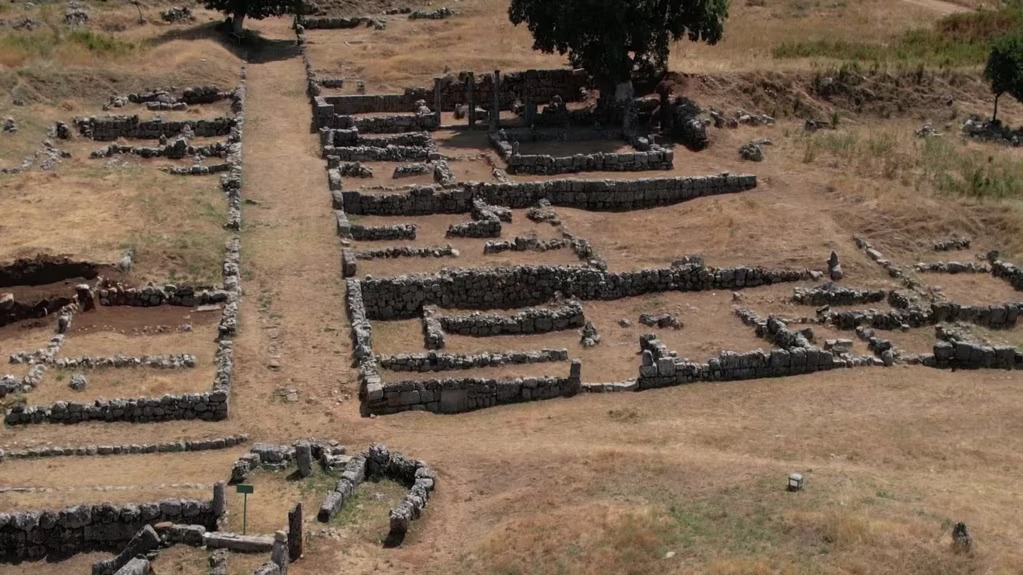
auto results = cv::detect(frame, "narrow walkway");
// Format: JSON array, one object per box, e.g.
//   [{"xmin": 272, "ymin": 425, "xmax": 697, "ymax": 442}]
[{"xmin": 233, "ymin": 19, "xmax": 354, "ymax": 439}]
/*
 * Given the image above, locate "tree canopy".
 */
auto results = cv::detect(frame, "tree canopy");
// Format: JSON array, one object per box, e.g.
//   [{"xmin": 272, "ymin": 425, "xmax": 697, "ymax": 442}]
[
  {"xmin": 204, "ymin": 0, "xmax": 301, "ymax": 32},
  {"xmin": 509, "ymin": 0, "xmax": 729, "ymax": 99},
  {"xmin": 984, "ymin": 32, "xmax": 1023, "ymax": 121}
]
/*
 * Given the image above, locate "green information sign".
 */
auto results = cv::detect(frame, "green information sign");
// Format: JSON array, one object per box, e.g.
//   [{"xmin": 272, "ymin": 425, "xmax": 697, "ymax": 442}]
[{"xmin": 235, "ymin": 484, "xmax": 254, "ymax": 533}]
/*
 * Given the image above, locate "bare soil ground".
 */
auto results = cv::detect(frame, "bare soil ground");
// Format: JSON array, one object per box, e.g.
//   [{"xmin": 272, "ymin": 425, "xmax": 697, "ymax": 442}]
[
  {"xmin": 921, "ymin": 272, "xmax": 1023, "ymax": 306},
  {"xmin": 3, "ymin": 0, "xmax": 1023, "ymax": 573}
]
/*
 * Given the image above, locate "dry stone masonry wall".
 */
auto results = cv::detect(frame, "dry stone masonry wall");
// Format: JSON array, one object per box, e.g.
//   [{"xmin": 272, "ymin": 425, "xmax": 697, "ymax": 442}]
[
  {"xmin": 74, "ymin": 116, "xmax": 236, "ymax": 141},
  {"xmin": 358, "ymin": 263, "xmax": 815, "ymax": 320},
  {"xmin": 0, "ymin": 499, "xmax": 216, "ymax": 561},
  {"xmin": 365, "ymin": 360, "xmax": 582, "ymax": 415},
  {"xmin": 378, "ymin": 349, "xmax": 568, "ymax": 372},
  {"xmin": 792, "ymin": 284, "xmax": 887, "ymax": 306},
  {"xmin": 491, "ymin": 130, "xmax": 674, "ymax": 175},
  {"xmin": 339, "ymin": 174, "xmax": 757, "ymax": 216},
  {"xmin": 0, "ymin": 435, "xmax": 248, "ymax": 461},
  {"xmin": 436, "ymin": 301, "xmax": 585, "ymax": 336}
]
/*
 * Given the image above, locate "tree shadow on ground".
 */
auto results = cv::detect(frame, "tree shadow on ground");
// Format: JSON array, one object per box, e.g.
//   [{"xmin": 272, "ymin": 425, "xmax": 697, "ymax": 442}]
[{"xmin": 148, "ymin": 21, "xmax": 300, "ymax": 64}]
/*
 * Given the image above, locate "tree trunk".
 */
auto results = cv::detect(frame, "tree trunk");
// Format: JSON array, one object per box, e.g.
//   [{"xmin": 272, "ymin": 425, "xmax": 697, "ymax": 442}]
[
  {"xmin": 993, "ymin": 92, "xmax": 1001, "ymax": 123},
  {"xmin": 613, "ymin": 80, "xmax": 635, "ymax": 104},
  {"xmin": 231, "ymin": 11, "xmax": 245, "ymax": 33}
]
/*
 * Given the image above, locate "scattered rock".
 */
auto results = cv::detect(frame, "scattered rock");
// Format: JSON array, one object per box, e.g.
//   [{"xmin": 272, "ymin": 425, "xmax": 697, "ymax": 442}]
[
  {"xmin": 69, "ymin": 374, "xmax": 87, "ymax": 391},
  {"xmin": 639, "ymin": 313, "xmax": 682, "ymax": 329},
  {"xmin": 827, "ymin": 251, "xmax": 843, "ymax": 281},
  {"xmin": 65, "ymin": 1, "xmax": 89, "ymax": 26},
  {"xmin": 951, "ymin": 522, "xmax": 972, "ymax": 554},
  {"xmin": 580, "ymin": 321, "xmax": 600, "ymax": 347},
  {"xmin": 2, "ymin": 117, "xmax": 16, "ymax": 133},
  {"xmin": 739, "ymin": 142, "xmax": 764, "ymax": 162},
  {"xmin": 160, "ymin": 6, "xmax": 193, "ymax": 22}
]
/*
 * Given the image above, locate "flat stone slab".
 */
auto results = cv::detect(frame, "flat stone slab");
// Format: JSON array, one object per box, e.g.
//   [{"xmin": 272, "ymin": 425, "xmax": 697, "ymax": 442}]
[{"xmin": 203, "ymin": 531, "xmax": 274, "ymax": 553}]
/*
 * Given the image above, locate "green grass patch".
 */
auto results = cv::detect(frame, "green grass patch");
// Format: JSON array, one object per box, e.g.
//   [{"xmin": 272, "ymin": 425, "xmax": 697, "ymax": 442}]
[
  {"xmin": 922, "ymin": 137, "xmax": 1023, "ymax": 199},
  {"xmin": 774, "ymin": 7, "xmax": 1023, "ymax": 66},
  {"xmin": 801, "ymin": 129, "xmax": 1023, "ymax": 200},
  {"xmin": 0, "ymin": 28, "xmax": 135, "ymax": 61}
]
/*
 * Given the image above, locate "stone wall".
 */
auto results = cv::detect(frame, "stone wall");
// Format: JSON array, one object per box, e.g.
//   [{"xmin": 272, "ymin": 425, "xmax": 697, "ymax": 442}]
[
  {"xmin": 345, "ymin": 279, "xmax": 383, "ymax": 407},
  {"xmin": 339, "ymin": 174, "xmax": 757, "ymax": 215},
  {"xmin": 914, "ymin": 261, "xmax": 990, "ymax": 274},
  {"xmin": 358, "ymin": 263, "xmax": 814, "ymax": 320},
  {"xmin": 505, "ymin": 149, "xmax": 674, "ymax": 175},
  {"xmin": 342, "ymin": 221, "xmax": 417, "ymax": 241},
  {"xmin": 299, "ymin": 16, "xmax": 383, "ymax": 29},
  {"xmin": 792, "ymin": 284, "xmax": 887, "ymax": 306},
  {"xmin": 0, "ymin": 499, "xmax": 216, "ymax": 561},
  {"xmin": 930, "ymin": 340, "xmax": 1022, "ymax": 370},
  {"xmin": 364, "ymin": 360, "xmax": 581, "ymax": 415},
  {"xmin": 378, "ymin": 349, "xmax": 568, "ymax": 372},
  {"xmin": 316, "ymin": 110, "xmax": 440, "ymax": 133},
  {"xmin": 491, "ymin": 130, "xmax": 674, "ymax": 175},
  {"xmin": 318, "ymin": 444, "xmax": 436, "ymax": 545},
  {"xmin": 0, "ymin": 434, "xmax": 247, "ymax": 461},
  {"xmin": 98, "ymin": 284, "xmax": 229, "ymax": 307},
  {"xmin": 437, "ymin": 301, "xmax": 584, "ymax": 336},
  {"xmin": 315, "ymin": 69, "xmax": 587, "ymax": 117},
  {"xmin": 993, "ymin": 260, "xmax": 1023, "ymax": 290},
  {"xmin": 635, "ymin": 320, "xmax": 872, "ymax": 389},
  {"xmin": 5, "ymin": 390, "xmax": 230, "ymax": 425},
  {"xmin": 826, "ymin": 301, "xmax": 1022, "ymax": 330},
  {"xmin": 421, "ymin": 306, "xmax": 445, "ymax": 350},
  {"xmin": 323, "ymin": 144, "xmax": 430, "ymax": 162},
  {"xmin": 73, "ymin": 116, "xmax": 236, "ymax": 141}
]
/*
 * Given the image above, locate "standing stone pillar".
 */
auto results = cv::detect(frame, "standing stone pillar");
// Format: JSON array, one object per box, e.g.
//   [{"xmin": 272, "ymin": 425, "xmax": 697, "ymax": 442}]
[
  {"xmin": 490, "ymin": 70, "xmax": 501, "ymax": 131},
  {"xmin": 524, "ymin": 71, "xmax": 537, "ymax": 127},
  {"xmin": 287, "ymin": 503, "xmax": 303, "ymax": 562},
  {"xmin": 433, "ymin": 77, "xmax": 443, "ymax": 128},
  {"xmin": 272, "ymin": 530, "xmax": 289, "ymax": 574},
  {"xmin": 295, "ymin": 442, "xmax": 312, "ymax": 478},
  {"xmin": 465, "ymin": 72, "xmax": 476, "ymax": 127},
  {"xmin": 213, "ymin": 481, "xmax": 226, "ymax": 518}
]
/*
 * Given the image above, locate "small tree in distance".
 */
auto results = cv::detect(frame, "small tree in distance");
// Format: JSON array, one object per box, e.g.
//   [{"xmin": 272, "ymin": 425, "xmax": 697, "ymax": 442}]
[
  {"xmin": 508, "ymin": 0, "xmax": 730, "ymax": 108},
  {"xmin": 983, "ymin": 33, "xmax": 1023, "ymax": 122},
  {"xmin": 203, "ymin": 0, "xmax": 301, "ymax": 33}
]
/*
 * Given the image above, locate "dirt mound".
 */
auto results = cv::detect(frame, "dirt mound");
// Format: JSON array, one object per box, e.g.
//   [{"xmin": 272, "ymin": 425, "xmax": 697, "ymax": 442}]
[{"xmin": 0, "ymin": 255, "xmax": 100, "ymax": 288}]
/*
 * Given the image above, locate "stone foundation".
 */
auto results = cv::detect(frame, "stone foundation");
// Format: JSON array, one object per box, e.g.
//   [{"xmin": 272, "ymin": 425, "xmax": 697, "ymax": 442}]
[
  {"xmin": 365, "ymin": 360, "xmax": 581, "ymax": 415},
  {"xmin": 339, "ymin": 174, "xmax": 757, "ymax": 216},
  {"xmin": 359, "ymin": 263, "xmax": 814, "ymax": 320},
  {"xmin": 0, "ymin": 499, "xmax": 216, "ymax": 561}
]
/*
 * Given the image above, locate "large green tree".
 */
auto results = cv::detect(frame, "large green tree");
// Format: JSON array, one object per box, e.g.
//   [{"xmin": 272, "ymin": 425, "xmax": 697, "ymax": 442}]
[
  {"xmin": 204, "ymin": 0, "xmax": 301, "ymax": 33},
  {"xmin": 984, "ymin": 33, "xmax": 1023, "ymax": 122},
  {"xmin": 509, "ymin": 0, "xmax": 729, "ymax": 105}
]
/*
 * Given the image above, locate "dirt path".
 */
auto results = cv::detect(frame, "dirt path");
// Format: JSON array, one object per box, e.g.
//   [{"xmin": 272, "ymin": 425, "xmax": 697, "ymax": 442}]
[
  {"xmin": 232, "ymin": 19, "xmax": 355, "ymax": 441},
  {"xmin": 901, "ymin": 0, "xmax": 971, "ymax": 15}
]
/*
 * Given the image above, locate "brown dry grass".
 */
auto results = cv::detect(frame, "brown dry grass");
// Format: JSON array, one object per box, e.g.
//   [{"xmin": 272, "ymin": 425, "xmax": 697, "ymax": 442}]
[
  {"xmin": 920, "ymin": 272, "xmax": 1023, "ymax": 306},
  {"xmin": 0, "ymin": 319, "xmax": 54, "ymax": 358},
  {"xmin": 6, "ymin": 5, "xmax": 1023, "ymax": 575},
  {"xmin": 0, "ymin": 488, "xmax": 215, "ymax": 513},
  {"xmin": 1, "ymin": 449, "xmax": 239, "ymax": 489},
  {"xmin": 0, "ymin": 164, "xmax": 229, "ymax": 284}
]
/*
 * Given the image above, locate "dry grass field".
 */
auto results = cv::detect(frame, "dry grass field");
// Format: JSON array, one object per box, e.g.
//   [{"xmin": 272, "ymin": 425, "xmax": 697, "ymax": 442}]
[{"xmin": 3, "ymin": 0, "xmax": 1023, "ymax": 573}]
